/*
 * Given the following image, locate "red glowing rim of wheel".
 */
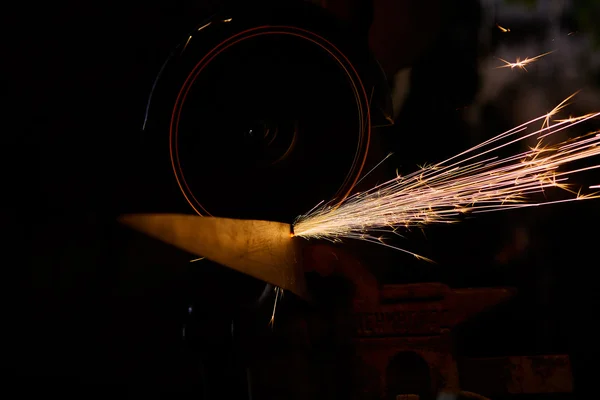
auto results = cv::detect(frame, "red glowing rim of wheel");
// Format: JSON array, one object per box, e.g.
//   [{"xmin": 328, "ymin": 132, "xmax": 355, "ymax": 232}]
[{"xmin": 169, "ymin": 25, "xmax": 372, "ymax": 217}]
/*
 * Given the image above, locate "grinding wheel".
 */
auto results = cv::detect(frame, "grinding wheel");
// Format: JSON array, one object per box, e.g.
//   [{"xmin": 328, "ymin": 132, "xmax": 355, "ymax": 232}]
[
  {"xmin": 139, "ymin": 1, "xmax": 392, "ymax": 308},
  {"xmin": 143, "ymin": 1, "xmax": 392, "ymax": 223}
]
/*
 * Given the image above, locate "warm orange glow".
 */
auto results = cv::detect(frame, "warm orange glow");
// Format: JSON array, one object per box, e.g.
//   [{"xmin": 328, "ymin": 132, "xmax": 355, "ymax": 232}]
[
  {"xmin": 197, "ymin": 22, "xmax": 212, "ymax": 31},
  {"xmin": 496, "ymin": 23, "xmax": 510, "ymax": 32},
  {"xmin": 495, "ymin": 51, "xmax": 554, "ymax": 72},
  {"xmin": 294, "ymin": 95, "xmax": 599, "ymax": 260}
]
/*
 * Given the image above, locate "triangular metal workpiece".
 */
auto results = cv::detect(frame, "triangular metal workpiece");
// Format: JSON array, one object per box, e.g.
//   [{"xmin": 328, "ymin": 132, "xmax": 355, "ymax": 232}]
[{"xmin": 119, "ymin": 214, "xmax": 308, "ymax": 300}]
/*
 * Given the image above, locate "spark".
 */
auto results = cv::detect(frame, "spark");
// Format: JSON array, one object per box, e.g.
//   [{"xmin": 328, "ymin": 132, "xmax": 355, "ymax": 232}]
[
  {"xmin": 293, "ymin": 96, "xmax": 600, "ymax": 259},
  {"xmin": 198, "ymin": 22, "xmax": 212, "ymax": 31},
  {"xmin": 353, "ymin": 152, "xmax": 394, "ymax": 188},
  {"xmin": 495, "ymin": 51, "xmax": 554, "ymax": 72},
  {"xmin": 541, "ymin": 91, "xmax": 579, "ymax": 130},
  {"xmin": 190, "ymin": 257, "xmax": 205, "ymax": 262},
  {"xmin": 496, "ymin": 23, "xmax": 510, "ymax": 32},
  {"xmin": 182, "ymin": 35, "xmax": 193, "ymax": 53},
  {"xmin": 269, "ymin": 286, "xmax": 284, "ymax": 329},
  {"xmin": 553, "ymin": 113, "xmax": 598, "ymax": 124}
]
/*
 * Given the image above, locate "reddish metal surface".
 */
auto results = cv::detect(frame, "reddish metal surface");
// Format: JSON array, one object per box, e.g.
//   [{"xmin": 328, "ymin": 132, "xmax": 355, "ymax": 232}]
[
  {"xmin": 350, "ymin": 283, "xmax": 573, "ymax": 399},
  {"xmin": 353, "ymin": 283, "xmax": 514, "ymax": 337}
]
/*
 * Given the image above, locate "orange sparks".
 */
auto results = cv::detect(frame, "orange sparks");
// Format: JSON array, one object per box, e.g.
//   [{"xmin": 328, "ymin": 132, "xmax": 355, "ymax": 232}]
[
  {"xmin": 197, "ymin": 22, "xmax": 212, "ymax": 31},
  {"xmin": 553, "ymin": 113, "xmax": 600, "ymax": 124},
  {"xmin": 495, "ymin": 50, "xmax": 554, "ymax": 72},
  {"xmin": 293, "ymin": 95, "xmax": 600, "ymax": 259},
  {"xmin": 541, "ymin": 91, "xmax": 581, "ymax": 130},
  {"xmin": 182, "ymin": 35, "xmax": 192, "ymax": 53},
  {"xmin": 496, "ymin": 23, "xmax": 510, "ymax": 32}
]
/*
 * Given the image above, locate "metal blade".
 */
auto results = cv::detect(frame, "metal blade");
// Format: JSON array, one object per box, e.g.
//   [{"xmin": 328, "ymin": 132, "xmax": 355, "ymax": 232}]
[{"xmin": 118, "ymin": 214, "xmax": 308, "ymax": 300}]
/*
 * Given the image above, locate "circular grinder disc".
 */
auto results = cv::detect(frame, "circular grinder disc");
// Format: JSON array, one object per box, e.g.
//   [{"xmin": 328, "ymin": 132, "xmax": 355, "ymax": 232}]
[{"xmin": 143, "ymin": 3, "xmax": 376, "ymax": 224}]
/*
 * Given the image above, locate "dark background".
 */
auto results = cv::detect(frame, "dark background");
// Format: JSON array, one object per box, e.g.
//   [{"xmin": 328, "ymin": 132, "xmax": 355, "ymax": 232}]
[{"xmin": 5, "ymin": 0, "xmax": 600, "ymax": 397}]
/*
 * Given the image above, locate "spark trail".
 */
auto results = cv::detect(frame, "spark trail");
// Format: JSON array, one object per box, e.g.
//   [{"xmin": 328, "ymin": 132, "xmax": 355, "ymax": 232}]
[
  {"xmin": 495, "ymin": 50, "xmax": 554, "ymax": 71},
  {"xmin": 293, "ymin": 100, "xmax": 600, "ymax": 260}
]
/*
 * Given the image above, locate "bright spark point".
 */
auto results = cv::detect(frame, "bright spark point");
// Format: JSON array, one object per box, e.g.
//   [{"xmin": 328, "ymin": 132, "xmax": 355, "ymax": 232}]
[
  {"xmin": 293, "ymin": 96, "xmax": 600, "ymax": 260},
  {"xmin": 269, "ymin": 286, "xmax": 283, "ymax": 329},
  {"xmin": 182, "ymin": 35, "xmax": 192, "ymax": 52},
  {"xmin": 495, "ymin": 51, "xmax": 554, "ymax": 72},
  {"xmin": 496, "ymin": 23, "xmax": 510, "ymax": 32},
  {"xmin": 198, "ymin": 22, "xmax": 212, "ymax": 31},
  {"xmin": 541, "ymin": 91, "xmax": 580, "ymax": 130}
]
